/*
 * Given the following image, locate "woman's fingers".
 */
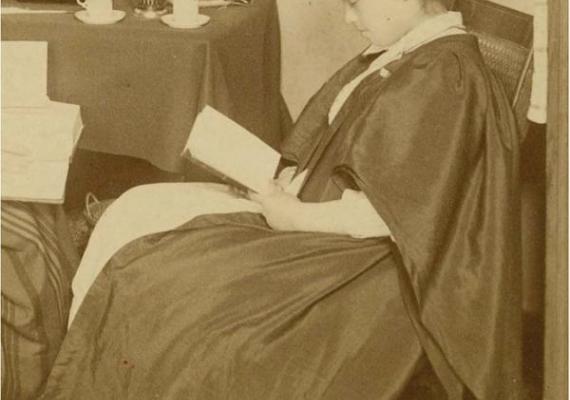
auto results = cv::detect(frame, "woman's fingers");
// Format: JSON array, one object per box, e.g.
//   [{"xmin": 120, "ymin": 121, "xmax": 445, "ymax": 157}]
[
  {"xmin": 275, "ymin": 167, "xmax": 296, "ymax": 189},
  {"xmin": 229, "ymin": 185, "xmax": 249, "ymax": 198},
  {"xmin": 249, "ymin": 182, "xmax": 285, "ymax": 204},
  {"xmin": 248, "ymin": 191, "xmax": 262, "ymax": 203}
]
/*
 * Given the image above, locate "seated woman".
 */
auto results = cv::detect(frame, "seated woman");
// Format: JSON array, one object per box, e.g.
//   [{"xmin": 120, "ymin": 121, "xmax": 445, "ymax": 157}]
[{"xmin": 41, "ymin": 0, "xmax": 522, "ymax": 399}]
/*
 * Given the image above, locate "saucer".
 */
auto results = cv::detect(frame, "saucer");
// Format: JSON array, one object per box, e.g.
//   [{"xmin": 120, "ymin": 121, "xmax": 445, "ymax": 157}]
[
  {"xmin": 161, "ymin": 13, "xmax": 210, "ymax": 29},
  {"xmin": 74, "ymin": 10, "xmax": 126, "ymax": 25}
]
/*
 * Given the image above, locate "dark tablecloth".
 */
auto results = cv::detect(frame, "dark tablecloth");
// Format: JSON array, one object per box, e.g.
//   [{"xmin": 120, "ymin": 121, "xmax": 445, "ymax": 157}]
[{"xmin": 2, "ymin": 0, "xmax": 290, "ymax": 172}]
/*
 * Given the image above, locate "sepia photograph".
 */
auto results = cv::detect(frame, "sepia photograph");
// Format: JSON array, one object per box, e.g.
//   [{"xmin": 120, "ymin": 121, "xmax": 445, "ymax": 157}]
[{"xmin": 1, "ymin": 0, "xmax": 567, "ymax": 399}]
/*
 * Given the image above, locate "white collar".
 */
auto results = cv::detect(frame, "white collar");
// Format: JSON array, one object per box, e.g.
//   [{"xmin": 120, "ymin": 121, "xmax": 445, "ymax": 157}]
[
  {"xmin": 362, "ymin": 12, "xmax": 465, "ymax": 58},
  {"xmin": 328, "ymin": 12, "xmax": 465, "ymax": 125}
]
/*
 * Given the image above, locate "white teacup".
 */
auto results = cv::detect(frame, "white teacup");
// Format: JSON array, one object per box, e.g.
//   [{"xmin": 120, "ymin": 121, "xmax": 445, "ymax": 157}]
[
  {"xmin": 77, "ymin": 0, "xmax": 113, "ymax": 18},
  {"xmin": 172, "ymin": 0, "xmax": 198, "ymax": 24}
]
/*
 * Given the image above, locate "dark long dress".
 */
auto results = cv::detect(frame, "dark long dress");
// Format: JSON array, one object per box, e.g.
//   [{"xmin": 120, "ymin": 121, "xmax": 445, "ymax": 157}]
[{"xmin": 41, "ymin": 34, "xmax": 522, "ymax": 400}]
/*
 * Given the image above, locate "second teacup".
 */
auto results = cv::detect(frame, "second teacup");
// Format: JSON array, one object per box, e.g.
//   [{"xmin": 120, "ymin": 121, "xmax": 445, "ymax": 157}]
[{"xmin": 171, "ymin": 0, "xmax": 198, "ymax": 23}]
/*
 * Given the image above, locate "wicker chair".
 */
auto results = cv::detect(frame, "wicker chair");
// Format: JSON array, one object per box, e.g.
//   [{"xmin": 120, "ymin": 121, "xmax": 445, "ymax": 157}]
[{"xmin": 451, "ymin": 0, "xmax": 534, "ymax": 136}]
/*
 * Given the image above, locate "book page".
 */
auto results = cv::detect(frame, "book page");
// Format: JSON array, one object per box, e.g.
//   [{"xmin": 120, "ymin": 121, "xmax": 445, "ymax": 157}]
[{"xmin": 184, "ymin": 106, "xmax": 281, "ymax": 194}]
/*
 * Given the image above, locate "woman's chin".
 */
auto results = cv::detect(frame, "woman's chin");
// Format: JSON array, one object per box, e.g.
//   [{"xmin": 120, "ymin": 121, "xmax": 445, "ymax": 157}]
[{"xmin": 360, "ymin": 32, "xmax": 385, "ymax": 48}]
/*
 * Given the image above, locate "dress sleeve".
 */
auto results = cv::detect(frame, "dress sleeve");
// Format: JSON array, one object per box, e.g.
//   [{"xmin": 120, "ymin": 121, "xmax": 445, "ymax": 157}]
[{"xmin": 340, "ymin": 49, "xmax": 476, "ymax": 261}]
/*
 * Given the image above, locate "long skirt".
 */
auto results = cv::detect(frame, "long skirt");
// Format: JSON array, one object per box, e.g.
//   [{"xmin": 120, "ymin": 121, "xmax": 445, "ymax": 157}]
[{"xmin": 41, "ymin": 184, "xmax": 431, "ymax": 399}]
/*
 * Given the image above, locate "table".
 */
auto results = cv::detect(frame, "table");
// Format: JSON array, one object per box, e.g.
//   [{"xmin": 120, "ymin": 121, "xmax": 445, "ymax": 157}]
[{"xmin": 2, "ymin": 0, "xmax": 291, "ymax": 173}]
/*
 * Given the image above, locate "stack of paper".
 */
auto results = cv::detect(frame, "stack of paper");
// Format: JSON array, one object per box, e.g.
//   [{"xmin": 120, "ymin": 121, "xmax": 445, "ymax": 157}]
[
  {"xmin": 2, "ymin": 41, "xmax": 83, "ymax": 204},
  {"xmin": 183, "ymin": 105, "xmax": 281, "ymax": 194},
  {"xmin": 2, "ymin": 103, "xmax": 82, "ymax": 203},
  {"xmin": 1, "ymin": 41, "xmax": 50, "ymax": 108}
]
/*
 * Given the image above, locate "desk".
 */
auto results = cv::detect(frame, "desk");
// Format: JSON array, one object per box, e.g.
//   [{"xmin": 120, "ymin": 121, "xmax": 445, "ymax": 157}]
[{"xmin": 2, "ymin": 0, "xmax": 290, "ymax": 173}]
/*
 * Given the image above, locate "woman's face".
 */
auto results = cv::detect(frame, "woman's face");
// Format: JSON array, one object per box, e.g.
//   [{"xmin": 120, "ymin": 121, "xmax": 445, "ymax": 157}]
[{"xmin": 344, "ymin": 0, "xmax": 427, "ymax": 48}]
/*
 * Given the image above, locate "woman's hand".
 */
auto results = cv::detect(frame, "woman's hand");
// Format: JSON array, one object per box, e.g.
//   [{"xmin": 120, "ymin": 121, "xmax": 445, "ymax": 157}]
[
  {"xmin": 251, "ymin": 184, "xmax": 392, "ymax": 238},
  {"xmin": 275, "ymin": 166, "xmax": 297, "ymax": 190},
  {"xmin": 228, "ymin": 185, "xmax": 249, "ymax": 199},
  {"xmin": 249, "ymin": 182, "xmax": 302, "ymax": 231}
]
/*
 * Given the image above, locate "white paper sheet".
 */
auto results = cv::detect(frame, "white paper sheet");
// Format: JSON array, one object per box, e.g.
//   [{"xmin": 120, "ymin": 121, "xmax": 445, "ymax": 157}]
[
  {"xmin": 2, "ymin": 102, "xmax": 82, "ymax": 159},
  {"xmin": 1, "ymin": 7, "xmax": 71, "ymax": 14},
  {"xmin": 1, "ymin": 157, "xmax": 71, "ymax": 203},
  {"xmin": 2, "ymin": 102, "xmax": 83, "ymax": 203},
  {"xmin": 1, "ymin": 41, "xmax": 50, "ymax": 107}
]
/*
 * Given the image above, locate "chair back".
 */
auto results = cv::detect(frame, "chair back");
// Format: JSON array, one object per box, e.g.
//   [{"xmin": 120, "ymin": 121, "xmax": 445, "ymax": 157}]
[{"xmin": 451, "ymin": 0, "xmax": 534, "ymax": 135}]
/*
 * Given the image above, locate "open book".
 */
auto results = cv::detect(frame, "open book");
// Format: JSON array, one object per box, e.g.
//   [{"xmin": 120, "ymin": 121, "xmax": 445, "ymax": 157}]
[{"xmin": 182, "ymin": 106, "xmax": 282, "ymax": 194}]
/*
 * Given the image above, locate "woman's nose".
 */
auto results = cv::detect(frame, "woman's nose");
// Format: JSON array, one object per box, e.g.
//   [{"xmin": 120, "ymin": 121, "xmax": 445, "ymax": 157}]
[{"xmin": 344, "ymin": 4, "xmax": 358, "ymax": 25}]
